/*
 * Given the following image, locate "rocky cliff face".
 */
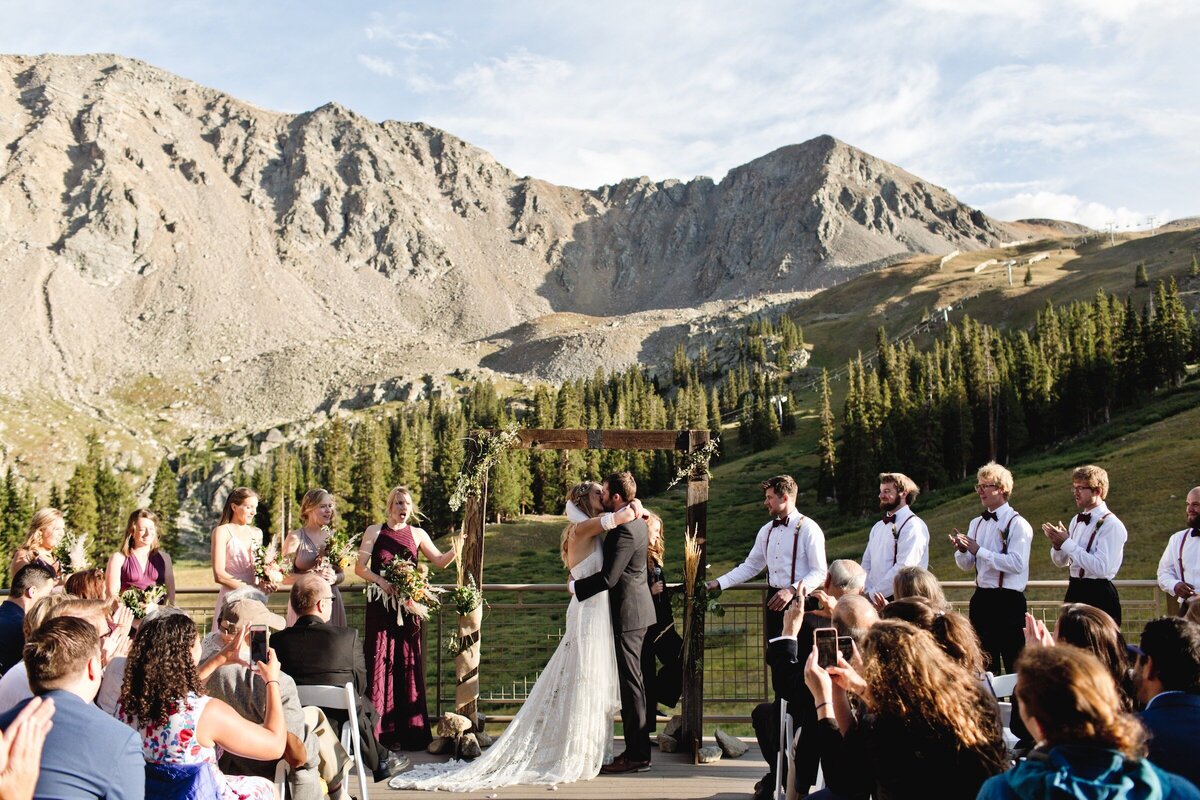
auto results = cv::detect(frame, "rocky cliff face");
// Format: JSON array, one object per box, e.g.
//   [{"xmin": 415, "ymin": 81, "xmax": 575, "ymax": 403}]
[{"xmin": 0, "ymin": 53, "xmax": 1018, "ymax": 469}]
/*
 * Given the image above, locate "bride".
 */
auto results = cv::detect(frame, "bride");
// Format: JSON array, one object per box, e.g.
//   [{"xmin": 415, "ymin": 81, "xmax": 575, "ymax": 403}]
[{"xmin": 390, "ymin": 480, "xmax": 641, "ymax": 791}]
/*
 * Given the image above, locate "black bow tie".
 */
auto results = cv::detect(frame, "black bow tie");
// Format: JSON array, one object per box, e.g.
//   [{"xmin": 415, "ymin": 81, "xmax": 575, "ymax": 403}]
[
  {"xmin": 981, "ymin": 510, "xmax": 999, "ymax": 522},
  {"xmin": 1191, "ymin": 528, "xmax": 1200, "ymax": 538},
  {"xmin": 882, "ymin": 512, "xmax": 896, "ymax": 524},
  {"xmin": 771, "ymin": 518, "xmax": 788, "ymax": 528},
  {"xmin": 1077, "ymin": 513, "xmax": 1092, "ymax": 525}
]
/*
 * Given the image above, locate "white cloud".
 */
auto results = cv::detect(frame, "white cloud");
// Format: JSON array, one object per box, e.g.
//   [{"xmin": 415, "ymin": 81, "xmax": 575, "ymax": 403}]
[
  {"xmin": 983, "ymin": 191, "xmax": 1169, "ymax": 229},
  {"xmin": 357, "ymin": 54, "xmax": 395, "ymax": 77}
]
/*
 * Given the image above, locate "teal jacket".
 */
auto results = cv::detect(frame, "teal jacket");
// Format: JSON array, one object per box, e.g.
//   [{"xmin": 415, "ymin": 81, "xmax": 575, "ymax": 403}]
[{"xmin": 977, "ymin": 745, "xmax": 1200, "ymax": 800}]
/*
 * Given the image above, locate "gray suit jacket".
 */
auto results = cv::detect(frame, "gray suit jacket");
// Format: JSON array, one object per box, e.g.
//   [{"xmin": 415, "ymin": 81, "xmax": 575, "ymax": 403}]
[{"xmin": 204, "ymin": 664, "xmax": 321, "ymax": 800}]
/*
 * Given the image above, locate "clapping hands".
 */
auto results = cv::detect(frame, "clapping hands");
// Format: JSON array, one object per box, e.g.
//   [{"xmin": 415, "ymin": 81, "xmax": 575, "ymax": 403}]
[
  {"xmin": 1023, "ymin": 612, "xmax": 1054, "ymax": 648},
  {"xmin": 0, "ymin": 696, "xmax": 54, "ymax": 800},
  {"xmin": 948, "ymin": 528, "xmax": 978, "ymax": 555},
  {"xmin": 1041, "ymin": 522, "xmax": 1070, "ymax": 549}
]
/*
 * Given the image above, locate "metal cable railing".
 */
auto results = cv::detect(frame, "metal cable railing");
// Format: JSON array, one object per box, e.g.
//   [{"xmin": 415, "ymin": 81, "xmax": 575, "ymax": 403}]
[{"xmin": 159, "ymin": 579, "xmax": 1169, "ymax": 724}]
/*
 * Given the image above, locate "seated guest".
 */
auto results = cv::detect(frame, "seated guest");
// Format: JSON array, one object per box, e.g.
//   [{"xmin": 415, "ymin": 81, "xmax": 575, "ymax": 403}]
[
  {"xmin": 0, "ymin": 597, "xmax": 128, "ymax": 714},
  {"xmin": 752, "ymin": 560, "xmax": 868, "ymax": 800},
  {"xmin": 0, "ymin": 616, "xmax": 143, "ymax": 799},
  {"xmin": 1053, "ymin": 603, "xmax": 1135, "ymax": 710},
  {"xmin": 119, "ymin": 613, "xmax": 286, "ymax": 800},
  {"xmin": 1134, "ymin": 617, "xmax": 1200, "ymax": 786},
  {"xmin": 880, "ymin": 598, "xmax": 987, "ymax": 678},
  {"xmin": 890, "ymin": 565, "xmax": 948, "ymax": 609},
  {"xmin": 767, "ymin": 590, "xmax": 881, "ymax": 799},
  {"xmin": 202, "ymin": 594, "xmax": 321, "ymax": 800},
  {"xmin": 271, "ymin": 574, "xmax": 409, "ymax": 784},
  {"xmin": 64, "ymin": 568, "xmax": 108, "ymax": 600},
  {"xmin": 805, "ymin": 619, "xmax": 1007, "ymax": 799},
  {"xmin": 978, "ymin": 645, "xmax": 1200, "ymax": 799},
  {"xmin": 0, "ymin": 563, "xmax": 55, "ymax": 675}
]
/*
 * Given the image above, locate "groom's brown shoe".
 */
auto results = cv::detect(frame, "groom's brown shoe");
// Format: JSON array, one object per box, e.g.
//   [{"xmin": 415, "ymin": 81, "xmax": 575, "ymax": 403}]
[{"xmin": 601, "ymin": 754, "xmax": 651, "ymax": 774}]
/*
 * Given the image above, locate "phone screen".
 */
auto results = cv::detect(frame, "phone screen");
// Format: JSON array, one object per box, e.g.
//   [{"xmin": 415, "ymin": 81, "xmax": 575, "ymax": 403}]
[
  {"xmin": 815, "ymin": 627, "xmax": 838, "ymax": 669},
  {"xmin": 249, "ymin": 625, "xmax": 269, "ymax": 664},
  {"xmin": 837, "ymin": 636, "xmax": 854, "ymax": 663}
]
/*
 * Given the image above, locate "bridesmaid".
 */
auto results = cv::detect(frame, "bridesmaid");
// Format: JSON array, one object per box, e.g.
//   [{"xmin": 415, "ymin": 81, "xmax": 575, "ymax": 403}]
[
  {"xmin": 282, "ymin": 488, "xmax": 346, "ymax": 626},
  {"xmin": 10, "ymin": 508, "xmax": 66, "ymax": 580},
  {"xmin": 211, "ymin": 487, "xmax": 276, "ymax": 618},
  {"xmin": 355, "ymin": 486, "xmax": 454, "ymax": 750},
  {"xmin": 105, "ymin": 509, "xmax": 176, "ymax": 604}
]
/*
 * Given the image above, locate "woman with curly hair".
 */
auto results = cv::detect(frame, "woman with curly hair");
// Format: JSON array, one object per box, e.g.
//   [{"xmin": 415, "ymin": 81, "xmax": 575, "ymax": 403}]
[
  {"xmin": 804, "ymin": 618, "xmax": 1007, "ymax": 799},
  {"xmin": 118, "ymin": 614, "xmax": 286, "ymax": 800},
  {"xmin": 978, "ymin": 645, "xmax": 1200, "ymax": 799}
]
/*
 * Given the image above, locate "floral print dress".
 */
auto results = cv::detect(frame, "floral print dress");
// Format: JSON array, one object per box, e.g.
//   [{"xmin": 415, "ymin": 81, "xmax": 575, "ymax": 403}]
[{"xmin": 126, "ymin": 692, "xmax": 274, "ymax": 800}]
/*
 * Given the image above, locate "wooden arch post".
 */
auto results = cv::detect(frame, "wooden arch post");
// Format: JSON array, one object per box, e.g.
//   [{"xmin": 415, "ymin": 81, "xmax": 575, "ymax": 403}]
[{"xmin": 455, "ymin": 428, "xmax": 712, "ymax": 759}]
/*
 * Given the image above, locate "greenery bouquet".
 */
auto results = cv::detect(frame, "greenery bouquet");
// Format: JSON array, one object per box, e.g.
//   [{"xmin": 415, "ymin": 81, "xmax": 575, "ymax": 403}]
[
  {"xmin": 119, "ymin": 584, "xmax": 166, "ymax": 619},
  {"xmin": 364, "ymin": 557, "xmax": 444, "ymax": 625}
]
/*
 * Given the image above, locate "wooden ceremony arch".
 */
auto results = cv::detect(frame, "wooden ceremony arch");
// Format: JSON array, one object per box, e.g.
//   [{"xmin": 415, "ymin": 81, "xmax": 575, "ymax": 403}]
[{"xmin": 455, "ymin": 428, "xmax": 712, "ymax": 760}]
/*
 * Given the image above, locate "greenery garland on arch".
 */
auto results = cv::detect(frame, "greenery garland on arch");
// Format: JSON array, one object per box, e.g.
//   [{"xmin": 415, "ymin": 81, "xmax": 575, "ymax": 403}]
[
  {"xmin": 665, "ymin": 436, "xmax": 720, "ymax": 492},
  {"xmin": 447, "ymin": 427, "xmax": 520, "ymax": 512}
]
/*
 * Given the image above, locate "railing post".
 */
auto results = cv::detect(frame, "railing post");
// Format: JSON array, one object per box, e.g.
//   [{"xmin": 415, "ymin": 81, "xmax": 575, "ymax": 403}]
[{"xmin": 681, "ymin": 430, "xmax": 710, "ymax": 762}]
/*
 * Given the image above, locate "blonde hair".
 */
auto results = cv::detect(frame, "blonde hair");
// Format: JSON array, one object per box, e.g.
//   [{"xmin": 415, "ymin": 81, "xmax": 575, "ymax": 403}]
[
  {"xmin": 299, "ymin": 488, "xmax": 335, "ymax": 527},
  {"xmin": 122, "ymin": 509, "xmax": 160, "ymax": 556},
  {"xmin": 1015, "ymin": 645, "xmax": 1146, "ymax": 758},
  {"xmin": 976, "ymin": 462, "xmax": 1014, "ymax": 498},
  {"xmin": 879, "ymin": 472, "xmax": 919, "ymax": 504},
  {"xmin": 1072, "ymin": 465, "xmax": 1109, "ymax": 499},
  {"xmin": 560, "ymin": 482, "xmax": 601, "ymax": 568},
  {"xmin": 892, "ymin": 566, "xmax": 948, "ymax": 609},
  {"xmin": 646, "ymin": 511, "xmax": 664, "ymax": 569},
  {"xmin": 21, "ymin": 508, "xmax": 64, "ymax": 552},
  {"xmin": 385, "ymin": 486, "xmax": 419, "ymax": 525}
]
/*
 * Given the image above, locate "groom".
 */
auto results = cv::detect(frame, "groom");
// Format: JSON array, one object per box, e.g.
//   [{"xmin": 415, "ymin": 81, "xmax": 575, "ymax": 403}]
[{"xmin": 572, "ymin": 471, "xmax": 656, "ymax": 773}]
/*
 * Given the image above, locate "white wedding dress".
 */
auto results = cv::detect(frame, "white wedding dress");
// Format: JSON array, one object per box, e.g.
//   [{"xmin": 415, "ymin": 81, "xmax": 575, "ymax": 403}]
[{"xmin": 390, "ymin": 533, "xmax": 620, "ymax": 791}]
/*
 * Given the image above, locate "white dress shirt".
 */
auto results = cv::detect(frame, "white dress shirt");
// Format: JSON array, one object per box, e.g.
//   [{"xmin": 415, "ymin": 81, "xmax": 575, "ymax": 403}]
[
  {"xmin": 954, "ymin": 502, "xmax": 1033, "ymax": 591},
  {"xmin": 715, "ymin": 508, "xmax": 827, "ymax": 592},
  {"xmin": 1157, "ymin": 528, "xmax": 1200, "ymax": 595},
  {"xmin": 862, "ymin": 505, "xmax": 930, "ymax": 598},
  {"xmin": 1049, "ymin": 501, "xmax": 1126, "ymax": 580}
]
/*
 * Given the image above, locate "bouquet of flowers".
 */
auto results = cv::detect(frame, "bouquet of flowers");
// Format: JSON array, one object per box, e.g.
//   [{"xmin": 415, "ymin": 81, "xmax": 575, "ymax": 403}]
[
  {"xmin": 364, "ymin": 558, "xmax": 445, "ymax": 626},
  {"xmin": 322, "ymin": 526, "xmax": 361, "ymax": 570},
  {"xmin": 450, "ymin": 574, "xmax": 483, "ymax": 617},
  {"xmin": 53, "ymin": 531, "xmax": 90, "ymax": 577},
  {"xmin": 252, "ymin": 537, "xmax": 285, "ymax": 585},
  {"xmin": 119, "ymin": 584, "xmax": 166, "ymax": 619}
]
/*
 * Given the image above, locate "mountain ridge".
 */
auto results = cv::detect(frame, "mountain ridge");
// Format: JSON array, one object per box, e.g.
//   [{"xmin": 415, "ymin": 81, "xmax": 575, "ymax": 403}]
[{"xmin": 0, "ymin": 52, "xmax": 1029, "ymax": 481}]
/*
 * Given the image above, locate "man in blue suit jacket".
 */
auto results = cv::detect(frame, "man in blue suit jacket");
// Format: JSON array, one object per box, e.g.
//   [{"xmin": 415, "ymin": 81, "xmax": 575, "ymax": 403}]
[
  {"xmin": 1135, "ymin": 616, "xmax": 1200, "ymax": 787},
  {"xmin": 0, "ymin": 616, "xmax": 144, "ymax": 799}
]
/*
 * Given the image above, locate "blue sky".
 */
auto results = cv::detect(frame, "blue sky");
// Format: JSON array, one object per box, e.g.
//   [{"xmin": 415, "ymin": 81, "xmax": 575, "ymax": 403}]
[{"xmin": 2, "ymin": 0, "xmax": 1197, "ymax": 228}]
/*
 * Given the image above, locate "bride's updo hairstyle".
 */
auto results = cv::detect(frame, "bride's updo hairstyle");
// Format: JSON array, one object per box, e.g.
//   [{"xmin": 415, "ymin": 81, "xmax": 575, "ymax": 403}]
[{"xmin": 560, "ymin": 481, "xmax": 601, "ymax": 567}]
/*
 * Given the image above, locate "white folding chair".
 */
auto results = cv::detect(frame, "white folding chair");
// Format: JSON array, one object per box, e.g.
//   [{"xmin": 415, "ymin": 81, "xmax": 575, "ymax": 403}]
[
  {"xmin": 774, "ymin": 698, "xmax": 788, "ymax": 800},
  {"xmin": 987, "ymin": 672, "xmax": 1019, "ymax": 747},
  {"xmin": 296, "ymin": 682, "xmax": 370, "ymax": 800},
  {"xmin": 273, "ymin": 761, "xmax": 287, "ymax": 800},
  {"xmin": 989, "ymin": 671, "xmax": 1017, "ymax": 699}
]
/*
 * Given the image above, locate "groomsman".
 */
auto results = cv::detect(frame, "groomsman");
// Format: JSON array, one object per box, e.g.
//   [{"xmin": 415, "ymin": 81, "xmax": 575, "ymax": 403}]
[
  {"xmin": 950, "ymin": 462, "xmax": 1033, "ymax": 674},
  {"xmin": 1042, "ymin": 465, "xmax": 1127, "ymax": 624},
  {"xmin": 707, "ymin": 475, "xmax": 827, "ymax": 641},
  {"xmin": 1156, "ymin": 485, "xmax": 1200, "ymax": 616},
  {"xmin": 862, "ymin": 472, "xmax": 929, "ymax": 604}
]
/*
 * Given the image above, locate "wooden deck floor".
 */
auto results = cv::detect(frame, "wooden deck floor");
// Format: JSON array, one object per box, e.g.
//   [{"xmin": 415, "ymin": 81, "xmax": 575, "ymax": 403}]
[{"xmin": 354, "ymin": 739, "xmax": 765, "ymax": 800}]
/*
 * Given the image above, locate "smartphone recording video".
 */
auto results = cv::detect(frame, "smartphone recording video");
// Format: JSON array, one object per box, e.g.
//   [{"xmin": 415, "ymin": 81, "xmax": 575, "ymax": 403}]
[
  {"xmin": 837, "ymin": 636, "xmax": 854, "ymax": 664},
  {"xmin": 815, "ymin": 627, "xmax": 838, "ymax": 669},
  {"xmin": 249, "ymin": 624, "xmax": 269, "ymax": 664}
]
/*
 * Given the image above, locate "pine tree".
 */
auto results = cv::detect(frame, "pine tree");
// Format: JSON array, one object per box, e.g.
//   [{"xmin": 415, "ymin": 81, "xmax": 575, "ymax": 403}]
[
  {"xmin": 319, "ymin": 418, "xmax": 354, "ymax": 509},
  {"xmin": 1023, "ymin": 265, "xmax": 1033, "ymax": 286},
  {"xmin": 150, "ymin": 458, "xmax": 181, "ymax": 554},
  {"xmin": 817, "ymin": 370, "xmax": 837, "ymax": 504},
  {"xmin": 1191, "ymin": 255, "xmax": 1199, "ymax": 279},
  {"xmin": 348, "ymin": 421, "xmax": 389, "ymax": 535},
  {"xmin": 1135, "ymin": 262, "xmax": 1149, "ymax": 288}
]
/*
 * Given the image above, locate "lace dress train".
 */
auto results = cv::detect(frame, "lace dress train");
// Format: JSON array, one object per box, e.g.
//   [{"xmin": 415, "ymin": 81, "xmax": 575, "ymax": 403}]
[{"xmin": 390, "ymin": 539, "xmax": 619, "ymax": 791}]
